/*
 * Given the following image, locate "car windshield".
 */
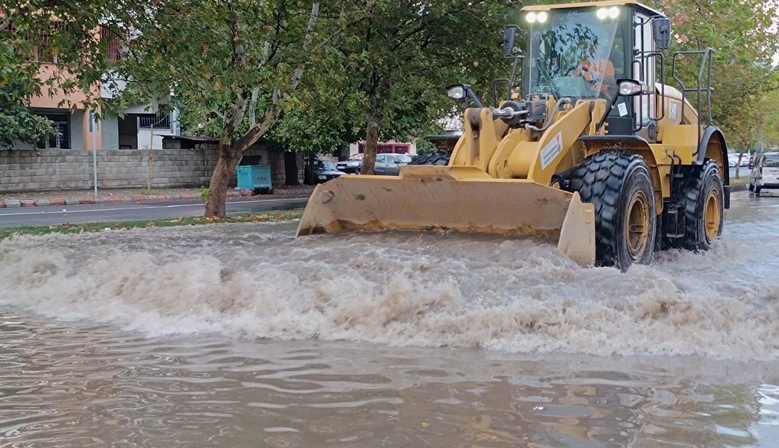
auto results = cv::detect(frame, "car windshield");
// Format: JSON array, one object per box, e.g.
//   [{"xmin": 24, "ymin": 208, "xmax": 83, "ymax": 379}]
[
  {"xmin": 528, "ymin": 9, "xmax": 621, "ymax": 99},
  {"xmin": 764, "ymin": 155, "xmax": 779, "ymax": 167},
  {"xmin": 317, "ymin": 160, "xmax": 337, "ymax": 171},
  {"xmin": 397, "ymin": 155, "xmax": 412, "ymax": 163}
]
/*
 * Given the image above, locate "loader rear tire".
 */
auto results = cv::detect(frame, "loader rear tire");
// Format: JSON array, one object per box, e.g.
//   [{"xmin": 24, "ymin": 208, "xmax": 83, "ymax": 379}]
[
  {"xmin": 566, "ymin": 151, "xmax": 656, "ymax": 270},
  {"xmin": 679, "ymin": 159, "xmax": 724, "ymax": 251},
  {"xmin": 409, "ymin": 150, "xmax": 451, "ymax": 166}
]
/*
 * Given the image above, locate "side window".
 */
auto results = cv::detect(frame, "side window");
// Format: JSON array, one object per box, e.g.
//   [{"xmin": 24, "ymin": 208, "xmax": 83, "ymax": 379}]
[
  {"xmin": 376, "ymin": 155, "xmax": 386, "ymax": 163},
  {"xmin": 388, "ymin": 155, "xmax": 398, "ymax": 165}
]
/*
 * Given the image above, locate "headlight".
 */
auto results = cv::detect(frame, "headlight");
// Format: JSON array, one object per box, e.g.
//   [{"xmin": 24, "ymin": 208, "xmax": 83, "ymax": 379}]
[
  {"xmin": 598, "ymin": 7, "xmax": 619, "ymax": 19},
  {"xmin": 318, "ymin": 175, "xmax": 326, "ymax": 180},
  {"xmin": 526, "ymin": 12, "xmax": 537, "ymax": 23},
  {"xmin": 447, "ymin": 85, "xmax": 466, "ymax": 100},
  {"xmin": 537, "ymin": 12, "xmax": 548, "ymax": 23},
  {"xmin": 618, "ymin": 79, "xmax": 643, "ymax": 96}
]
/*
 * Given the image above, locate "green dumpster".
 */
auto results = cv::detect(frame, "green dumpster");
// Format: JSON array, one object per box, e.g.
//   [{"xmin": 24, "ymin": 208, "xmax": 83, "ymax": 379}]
[{"xmin": 236, "ymin": 157, "xmax": 272, "ymax": 194}]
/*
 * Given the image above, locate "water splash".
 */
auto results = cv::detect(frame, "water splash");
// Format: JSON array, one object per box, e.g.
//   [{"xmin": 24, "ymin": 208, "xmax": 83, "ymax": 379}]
[{"xmin": 1, "ymin": 197, "xmax": 777, "ymax": 360}]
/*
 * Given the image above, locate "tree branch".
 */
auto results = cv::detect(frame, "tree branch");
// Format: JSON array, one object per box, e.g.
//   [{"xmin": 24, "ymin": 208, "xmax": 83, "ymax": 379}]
[
  {"xmin": 0, "ymin": 8, "xmax": 21, "ymax": 32},
  {"xmin": 231, "ymin": 2, "xmax": 319, "ymax": 152},
  {"xmin": 248, "ymin": 86, "xmax": 259, "ymax": 128}
]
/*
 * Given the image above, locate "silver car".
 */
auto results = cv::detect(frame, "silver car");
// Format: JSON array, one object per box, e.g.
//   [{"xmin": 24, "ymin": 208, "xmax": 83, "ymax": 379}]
[{"xmin": 374, "ymin": 154, "xmax": 413, "ymax": 175}]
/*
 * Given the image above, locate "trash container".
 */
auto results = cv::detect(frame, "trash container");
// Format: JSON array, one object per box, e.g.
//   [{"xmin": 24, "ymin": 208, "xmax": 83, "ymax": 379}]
[{"xmin": 236, "ymin": 157, "xmax": 273, "ymax": 194}]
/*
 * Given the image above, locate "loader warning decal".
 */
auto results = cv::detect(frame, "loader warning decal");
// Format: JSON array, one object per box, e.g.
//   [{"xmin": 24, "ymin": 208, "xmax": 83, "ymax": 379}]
[
  {"xmin": 669, "ymin": 102, "xmax": 679, "ymax": 122},
  {"xmin": 540, "ymin": 132, "xmax": 564, "ymax": 170}
]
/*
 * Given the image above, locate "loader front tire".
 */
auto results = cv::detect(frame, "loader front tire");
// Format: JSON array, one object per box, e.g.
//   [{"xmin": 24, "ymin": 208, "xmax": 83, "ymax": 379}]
[
  {"xmin": 679, "ymin": 159, "xmax": 724, "ymax": 251},
  {"xmin": 567, "ymin": 151, "xmax": 656, "ymax": 270},
  {"xmin": 409, "ymin": 150, "xmax": 451, "ymax": 166}
]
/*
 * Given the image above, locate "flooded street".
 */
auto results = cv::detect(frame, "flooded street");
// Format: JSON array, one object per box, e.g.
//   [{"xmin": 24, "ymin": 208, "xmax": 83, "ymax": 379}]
[{"xmin": 1, "ymin": 191, "xmax": 778, "ymax": 446}]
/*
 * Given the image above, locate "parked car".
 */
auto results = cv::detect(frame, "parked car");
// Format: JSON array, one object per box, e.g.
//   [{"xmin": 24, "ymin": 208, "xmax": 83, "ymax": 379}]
[
  {"xmin": 314, "ymin": 159, "xmax": 342, "ymax": 183},
  {"xmin": 336, "ymin": 155, "xmax": 362, "ymax": 174},
  {"xmin": 374, "ymin": 153, "xmax": 413, "ymax": 176},
  {"xmin": 728, "ymin": 154, "xmax": 739, "ymax": 168},
  {"xmin": 750, "ymin": 152, "xmax": 779, "ymax": 194}
]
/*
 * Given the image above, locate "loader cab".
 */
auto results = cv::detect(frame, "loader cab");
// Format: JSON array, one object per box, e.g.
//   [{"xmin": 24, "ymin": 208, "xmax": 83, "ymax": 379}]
[{"xmin": 520, "ymin": 1, "xmax": 668, "ymax": 136}]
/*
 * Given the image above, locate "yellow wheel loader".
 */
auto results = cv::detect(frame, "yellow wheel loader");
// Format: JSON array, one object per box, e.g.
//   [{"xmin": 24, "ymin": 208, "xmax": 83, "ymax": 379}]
[{"xmin": 297, "ymin": 0, "xmax": 729, "ymax": 271}]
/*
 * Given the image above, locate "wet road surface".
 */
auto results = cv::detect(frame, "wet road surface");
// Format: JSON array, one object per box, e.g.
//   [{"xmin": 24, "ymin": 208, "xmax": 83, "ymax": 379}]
[
  {"xmin": 0, "ymin": 197, "xmax": 309, "ymax": 228},
  {"xmin": 0, "ymin": 190, "xmax": 777, "ymax": 447}
]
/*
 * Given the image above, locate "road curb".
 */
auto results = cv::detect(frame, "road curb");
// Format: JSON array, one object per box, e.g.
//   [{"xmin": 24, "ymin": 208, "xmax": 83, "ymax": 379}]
[{"xmin": 730, "ymin": 184, "xmax": 747, "ymax": 192}]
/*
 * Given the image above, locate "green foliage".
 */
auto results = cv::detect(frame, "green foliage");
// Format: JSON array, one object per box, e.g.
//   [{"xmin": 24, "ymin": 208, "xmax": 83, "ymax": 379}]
[
  {"xmin": 648, "ymin": 0, "xmax": 779, "ymax": 150},
  {"xmin": 0, "ymin": 40, "xmax": 57, "ymax": 147},
  {"xmin": 415, "ymin": 138, "xmax": 438, "ymax": 155},
  {"xmin": 200, "ymin": 187, "xmax": 210, "ymax": 203},
  {"xmin": 297, "ymin": 0, "xmax": 515, "ymax": 150}
]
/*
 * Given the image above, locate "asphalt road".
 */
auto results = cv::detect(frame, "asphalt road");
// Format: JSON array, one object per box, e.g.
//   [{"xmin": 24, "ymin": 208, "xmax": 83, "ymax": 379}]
[{"xmin": 0, "ymin": 197, "xmax": 310, "ymax": 228}]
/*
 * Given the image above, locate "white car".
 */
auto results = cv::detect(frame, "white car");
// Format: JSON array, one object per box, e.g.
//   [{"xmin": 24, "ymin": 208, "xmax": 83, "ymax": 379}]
[
  {"xmin": 750, "ymin": 152, "xmax": 779, "ymax": 194},
  {"xmin": 728, "ymin": 155, "xmax": 739, "ymax": 167}
]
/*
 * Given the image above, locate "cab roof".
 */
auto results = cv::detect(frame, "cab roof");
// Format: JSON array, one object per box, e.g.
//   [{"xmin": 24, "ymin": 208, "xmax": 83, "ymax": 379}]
[{"xmin": 521, "ymin": 0, "xmax": 665, "ymax": 18}]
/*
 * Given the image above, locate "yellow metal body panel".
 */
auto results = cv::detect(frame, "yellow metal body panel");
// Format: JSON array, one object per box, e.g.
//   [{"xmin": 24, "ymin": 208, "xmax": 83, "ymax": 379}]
[
  {"xmin": 524, "ymin": 100, "xmax": 593, "ymax": 185},
  {"xmin": 450, "ymin": 108, "xmax": 509, "ymax": 172},
  {"xmin": 296, "ymin": 171, "xmax": 596, "ymax": 265}
]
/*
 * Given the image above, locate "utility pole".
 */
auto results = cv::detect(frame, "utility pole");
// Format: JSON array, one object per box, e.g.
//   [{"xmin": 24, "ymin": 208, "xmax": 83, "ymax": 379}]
[{"xmin": 91, "ymin": 111, "xmax": 99, "ymax": 197}]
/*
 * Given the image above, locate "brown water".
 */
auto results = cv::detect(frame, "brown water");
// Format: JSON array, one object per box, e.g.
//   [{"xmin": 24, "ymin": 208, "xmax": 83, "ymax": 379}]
[{"xmin": 1, "ymin": 191, "xmax": 778, "ymax": 447}]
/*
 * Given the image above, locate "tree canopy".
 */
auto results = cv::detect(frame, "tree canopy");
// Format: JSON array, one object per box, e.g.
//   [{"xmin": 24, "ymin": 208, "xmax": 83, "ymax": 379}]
[{"xmin": 649, "ymin": 0, "xmax": 779, "ymax": 152}]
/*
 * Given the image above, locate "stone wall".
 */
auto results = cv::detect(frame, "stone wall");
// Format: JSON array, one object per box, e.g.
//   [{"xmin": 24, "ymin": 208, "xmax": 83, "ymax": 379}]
[{"xmin": 0, "ymin": 146, "xmax": 304, "ymax": 193}]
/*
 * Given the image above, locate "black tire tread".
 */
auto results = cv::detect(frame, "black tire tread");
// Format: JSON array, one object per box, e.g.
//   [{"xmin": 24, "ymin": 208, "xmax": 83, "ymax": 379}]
[
  {"xmin": 679, "ymin": 159, "xmax": 723, "ymax": 250},
  {"xmin": 409, "ymin": 150, "xmax": 452, "ymax": 166},
  {"xmin": 566, "ymin": 151, "xmax": 651, "ymax": 267}
]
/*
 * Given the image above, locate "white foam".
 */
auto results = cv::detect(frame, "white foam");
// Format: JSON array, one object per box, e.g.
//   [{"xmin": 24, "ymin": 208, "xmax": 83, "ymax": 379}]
[{"xmin": 0, "ymin": 223, "xmax": 777, "ymax": 360}]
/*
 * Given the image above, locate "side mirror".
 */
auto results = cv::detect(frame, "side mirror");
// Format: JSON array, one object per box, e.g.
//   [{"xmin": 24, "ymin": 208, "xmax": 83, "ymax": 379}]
[
  {"xmin": 503, "ymin": 26, "xmax": 518, "ymax": 58},
  {"xmin": 652, "ymin": 17, "xmax": 671, "ymax": 50}
]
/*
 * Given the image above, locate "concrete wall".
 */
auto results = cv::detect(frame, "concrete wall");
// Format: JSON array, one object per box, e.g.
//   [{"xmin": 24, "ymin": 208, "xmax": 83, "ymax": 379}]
[{"xmin": 0, "ymin": 146, "xmax": 304, "ymax": 193}]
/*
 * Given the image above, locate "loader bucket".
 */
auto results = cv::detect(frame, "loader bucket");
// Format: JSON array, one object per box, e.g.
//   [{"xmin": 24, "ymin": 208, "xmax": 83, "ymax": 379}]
[{"xmin": 296, "ymin": 166, "xmax": 595, "ymax": 266}]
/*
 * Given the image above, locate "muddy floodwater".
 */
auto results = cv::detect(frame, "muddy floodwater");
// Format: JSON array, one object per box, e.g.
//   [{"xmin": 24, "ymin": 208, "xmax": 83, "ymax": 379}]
[{"xmin": 1, "ymin": 191, "xmax": 778, "ymax": 447}]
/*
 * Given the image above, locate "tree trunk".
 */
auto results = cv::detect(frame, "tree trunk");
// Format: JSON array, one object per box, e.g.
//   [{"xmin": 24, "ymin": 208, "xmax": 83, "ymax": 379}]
[
  {"xmin": 736, "ymin": 150, "xmax": 743, "ymax": 179},
  {"xmin": 361, "ymin": 121, "xmax": 379, "ymax": 175},
  {"xmin": 285, "ymin": 150, "xmax": 299, "ymax": 186},
  {"xmin": 205, "ymin": 141, "xmax": 240, "ymax": 218}
]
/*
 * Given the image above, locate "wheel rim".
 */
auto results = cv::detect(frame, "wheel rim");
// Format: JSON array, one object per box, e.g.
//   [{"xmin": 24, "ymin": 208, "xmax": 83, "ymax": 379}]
[
  {"xmin": 704, "ymin": 189, "xmax": 721, "ymax": 243},
  {"xmin": 626, "ymin": 191, "xmax": 650, "ymax": 260}
]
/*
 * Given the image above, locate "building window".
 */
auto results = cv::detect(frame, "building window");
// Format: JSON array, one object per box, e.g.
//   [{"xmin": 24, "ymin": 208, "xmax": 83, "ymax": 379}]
[
  {"xmin": 36, "ymin": 114, "xmax": 70, "ymax": 149},
  {"xmin": 138, "ymin": 114, "xmax": 171, "ymax": 129},
  {"xmin": 100, "ymin": 26, "xmax": 124, "ymax": 61},
  {"xmin": 358, "ymin": 143, "xmax": 409, "ymax": 154}
]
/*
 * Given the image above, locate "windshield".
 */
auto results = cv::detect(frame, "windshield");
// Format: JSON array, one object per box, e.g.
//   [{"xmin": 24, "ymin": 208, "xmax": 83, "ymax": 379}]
[
  {"xmin": 317, "ymin": 160, "xmax": 337, "ymax": 171},
  {"xmin": 764, "ymin": 155, "xmax": 779, "ymax": 168},
  {"xmin": 528, "ymin": 9, "xmax": 622, "ymax": 99}
]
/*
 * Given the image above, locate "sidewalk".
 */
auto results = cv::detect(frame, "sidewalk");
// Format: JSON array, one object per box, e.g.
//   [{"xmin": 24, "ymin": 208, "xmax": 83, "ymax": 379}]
[{"xmin": 0, "ymin": 186, "xmax": 315, "ymax": 208}]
